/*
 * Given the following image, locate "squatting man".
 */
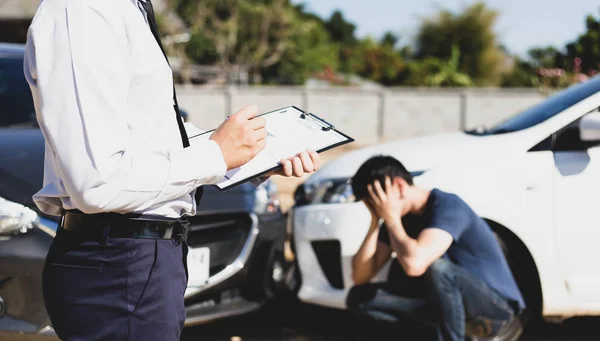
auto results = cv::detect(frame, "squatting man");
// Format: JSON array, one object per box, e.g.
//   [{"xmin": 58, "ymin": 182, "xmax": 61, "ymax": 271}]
[{"xmin": 347, "ymin": 155, "xmax": 526, "ymax": 341}]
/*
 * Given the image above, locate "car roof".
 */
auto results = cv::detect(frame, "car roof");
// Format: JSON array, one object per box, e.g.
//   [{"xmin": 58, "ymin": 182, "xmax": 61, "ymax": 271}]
[{"xmin": 0, "ymin": 43, "xmax": 25, "ymax": 58}]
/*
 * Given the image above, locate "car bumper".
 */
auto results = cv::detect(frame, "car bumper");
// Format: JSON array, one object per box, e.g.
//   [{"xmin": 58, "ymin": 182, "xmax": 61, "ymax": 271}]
[
  {"xmin": 292, "ymin": 202, "xmax": 390, "ymax": 310},
  {"xmin": 183, "ymin": 211, "xmax": 287, "ymax": 326}
]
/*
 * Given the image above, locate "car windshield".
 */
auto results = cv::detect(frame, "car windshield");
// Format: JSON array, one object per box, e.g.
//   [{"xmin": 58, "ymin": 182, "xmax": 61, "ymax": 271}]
[{"xmin": 466, "ymin": 75, "xmax": 600, "ymax": 135}]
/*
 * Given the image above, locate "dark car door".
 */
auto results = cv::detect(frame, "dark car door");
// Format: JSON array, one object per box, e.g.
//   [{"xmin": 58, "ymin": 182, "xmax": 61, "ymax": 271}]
[
  {"xmin": 0, "ymin": 48, "xmax": 45, "ymax": 206},
  {"xmin": 0, "ymin": 51, "xmax": 36, "ymax": 128}
]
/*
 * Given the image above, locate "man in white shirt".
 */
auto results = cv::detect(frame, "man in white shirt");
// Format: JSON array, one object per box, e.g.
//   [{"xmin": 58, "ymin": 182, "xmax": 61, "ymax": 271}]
[{"xmin": 23, "ymin": 0, "xmax": 319, "ymax": 340}]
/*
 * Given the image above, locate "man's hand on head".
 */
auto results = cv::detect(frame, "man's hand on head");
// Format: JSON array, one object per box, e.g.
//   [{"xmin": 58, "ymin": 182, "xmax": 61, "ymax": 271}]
[
  {"xmin": 367, "ymin": 176, "xmax": 405, "ymax": 226},
  {"xmin": 363, "ymin": 199, "xmax": 380, "ymax": 226}
]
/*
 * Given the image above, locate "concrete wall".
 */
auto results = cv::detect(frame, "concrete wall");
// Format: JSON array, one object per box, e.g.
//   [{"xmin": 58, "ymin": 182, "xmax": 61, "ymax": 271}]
[{"xmin": 175, "ymin": 86, "xmax": 545, "ymax": 145}]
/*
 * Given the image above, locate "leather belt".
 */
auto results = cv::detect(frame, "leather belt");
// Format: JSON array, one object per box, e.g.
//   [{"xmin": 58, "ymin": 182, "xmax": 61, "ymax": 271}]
[{"xmin": 61, "ymin": 210, "xmax": 190, "ymax": 244}]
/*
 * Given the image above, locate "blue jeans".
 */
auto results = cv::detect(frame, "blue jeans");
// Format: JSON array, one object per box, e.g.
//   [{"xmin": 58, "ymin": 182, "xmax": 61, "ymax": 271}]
[{"xmin": 346, "ymin": 259, "xmax": 517, "ymax": 341}]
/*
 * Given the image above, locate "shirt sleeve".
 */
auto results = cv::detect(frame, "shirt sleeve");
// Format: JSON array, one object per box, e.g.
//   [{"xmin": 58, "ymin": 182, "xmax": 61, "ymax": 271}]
[
  {"xmin": 25, "ymin": 1, "xmax": 226, "ymax": 214},
  {"xmin": 428, "ymin": 194, "xmax": 469, "ymax": 242}
]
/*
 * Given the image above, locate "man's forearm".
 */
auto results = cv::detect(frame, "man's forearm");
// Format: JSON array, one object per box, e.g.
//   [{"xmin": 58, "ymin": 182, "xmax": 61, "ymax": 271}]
[
  {"xmin": 384, "ymin": 218, "xmax": 423, "ymax": 275},
  {"xmin": 351, "ymin": 219, "xmax": 380, "ymax": 284}
]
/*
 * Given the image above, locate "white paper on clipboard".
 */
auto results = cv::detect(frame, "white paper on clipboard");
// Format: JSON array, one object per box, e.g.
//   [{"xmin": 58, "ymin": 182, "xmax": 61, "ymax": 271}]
[{"xmin": 189, "ymin": 106, "xmax": 353, "ymax": 191}]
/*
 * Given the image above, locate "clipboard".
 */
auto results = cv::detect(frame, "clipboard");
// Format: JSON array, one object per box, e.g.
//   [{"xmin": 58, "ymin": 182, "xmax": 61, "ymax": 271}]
[{"xmin": 189, "ymin": 106, "xmax": 354, "ymax": 191}]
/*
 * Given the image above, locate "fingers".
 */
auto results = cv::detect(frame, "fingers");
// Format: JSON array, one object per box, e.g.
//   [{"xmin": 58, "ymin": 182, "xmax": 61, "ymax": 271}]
[
  {"xmin": 299, "ymin": 152, "xmax": 315, "ymax": 172},
  {"xmin": 363, "ymin": 199, "xmax": 375, "ymax": 212},
  {"xmin": 292, "ymin": 156, "xmax": 304, "ymax": 177},
  {"xmin": 384, "ymin": 176, "xmax": 393, "ymax": 194},
  {"xmin": 234, "ymin": 105, "xmax": 259, "ymax": 120},
  {"xmin": 280, "ymin": 158, "xmax": 293, "ymax": 176},
  {"xmin": 249, "ymin": 116, "xmax": 266, "ymax": 130},
  {"xmin": 254, "ymin": 127, "xmax": 267, "ymax": 142},
  {"xmin": 373, "ymin": 180, "xmax": 386, "ymax": 202},
  {"xmin": 309, "ymin": 150, "xmax": 320, "ymax": 171},
  {"xmin": 254, "ymin": 139, "xmax": 266, "ymax": 153},
  {"xmin": 275, "ymin": 151, "xmax": 320, "ymax": 178},
  {"xmin": 367, "ymin": 184, "xmax": 380, "ymax": 206}
]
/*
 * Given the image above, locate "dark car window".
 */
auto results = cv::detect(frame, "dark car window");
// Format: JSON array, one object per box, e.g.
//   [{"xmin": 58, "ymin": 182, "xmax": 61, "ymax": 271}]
[
  {"xmin": 0, "ymin": 55, "xmax": 36, "ymax": 127},
  {"xmin": 467, "ymin": 76, "xmax": 600, "ymax": 136}
]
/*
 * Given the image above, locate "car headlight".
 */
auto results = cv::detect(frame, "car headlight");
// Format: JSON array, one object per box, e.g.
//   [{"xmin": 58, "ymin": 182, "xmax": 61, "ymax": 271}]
[
  {"xmin": 294, "ymin": 178, "xmax": 355, "ymax": 206},
  {"xmin": 253, "ymin": 180, "xmax": 281, "ymax": 214},
  {"xmin": 0, "ymin": 196, "xmax": 39, "ymax": 235}
]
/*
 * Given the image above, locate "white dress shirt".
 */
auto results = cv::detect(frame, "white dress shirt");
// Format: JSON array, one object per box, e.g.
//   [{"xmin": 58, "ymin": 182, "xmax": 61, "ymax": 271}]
[{"xmin": 23, "ymin": 0, "xmax": 227, "ymax": 218}]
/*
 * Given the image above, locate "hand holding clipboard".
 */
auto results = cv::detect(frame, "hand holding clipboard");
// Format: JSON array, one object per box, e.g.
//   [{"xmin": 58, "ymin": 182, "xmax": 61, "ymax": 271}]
[{"xmin": 190, "ymin": 106, "xmax": 354, "ymax": 191}]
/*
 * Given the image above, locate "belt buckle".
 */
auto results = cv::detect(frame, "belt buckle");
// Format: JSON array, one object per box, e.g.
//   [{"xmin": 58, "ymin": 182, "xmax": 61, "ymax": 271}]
[{"xmin": 173, "ymin": 219, "xmax": 190, "ymax": 245}]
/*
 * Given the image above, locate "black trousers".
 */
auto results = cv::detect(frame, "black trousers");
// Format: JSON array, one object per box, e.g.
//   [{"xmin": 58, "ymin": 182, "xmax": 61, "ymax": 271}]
[{"xmin": 42, "ymin": 224, "xmax": 188, "ymax": 341}]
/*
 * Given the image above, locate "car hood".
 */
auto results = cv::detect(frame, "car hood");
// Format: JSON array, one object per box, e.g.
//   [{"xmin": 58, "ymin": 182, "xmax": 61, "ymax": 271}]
[{"xmin": 306, "ymin": 131, "xmax": 516, "ymax": 185}]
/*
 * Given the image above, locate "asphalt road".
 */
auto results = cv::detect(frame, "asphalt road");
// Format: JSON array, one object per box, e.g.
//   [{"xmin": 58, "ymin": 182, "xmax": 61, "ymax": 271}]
[
  {"xmin": 3, "ymin": 297, "xmax": 598, "ymax": 341},
  {"xmin": 180, "ymin": 297, "xmax": 600, "ymax": 341}
]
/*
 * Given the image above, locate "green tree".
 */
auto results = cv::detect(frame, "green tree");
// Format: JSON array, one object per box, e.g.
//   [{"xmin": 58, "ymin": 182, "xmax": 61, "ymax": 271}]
[
  {"xmin": 263, "ymin": 16, "xmax": 339, "ymax": 84},
  {"xmin": 380, "ymin": 31, "xmax": 399, "ymax": 48},
  {"xmin": 562, "ymin": 13, "xmax": 600, "ymax": 73},
  {"xmin": 325, "ymin": 10, "xmax": 358, "ymax": 46},
  {"xmin": 174, "ymin": 0, "xmax": 297, "ymax": 83},
  {"xmin": 323, "ymin": 10, "xmax": 360, "ymax": 74},
  {"xmin": 414, "ymin": 2, "xmax": 507, "ymax": 86},
  {"xmin": 528, "ymin": 46, "xmax": 561, "ymax": 68},
  {"xmin": 500, "ymin": 57, "xmax": 539, "ymax": 87},
  {"xmin": 402, "ymin": 45, "xmax": 472, "ymax": 87},
  {"xmin": 349, "ymin": 38, "xmax": 404, "ymax": 85},
  {"xmin": 185, "ymin": 31, "xmax": 218, "ymax": 65},
  {"xmin": 425, "ymin": 45, "xmax": 473, "ymax": 87}
]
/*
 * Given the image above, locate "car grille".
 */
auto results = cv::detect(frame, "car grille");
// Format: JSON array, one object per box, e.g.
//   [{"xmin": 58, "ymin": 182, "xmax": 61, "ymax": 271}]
[
  {"xmin": 311, "ymin": 240, "xmax": 344, "ymax": 289},
  {"xmin": 187, "ymin": 213, "xmax": 253, "ymax": 276}
]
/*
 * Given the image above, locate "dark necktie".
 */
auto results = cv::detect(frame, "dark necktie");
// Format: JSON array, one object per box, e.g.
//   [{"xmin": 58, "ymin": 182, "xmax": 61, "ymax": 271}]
[{"xmin": 138, "ymin": 0, "xmax": 190, "ymax": 148}]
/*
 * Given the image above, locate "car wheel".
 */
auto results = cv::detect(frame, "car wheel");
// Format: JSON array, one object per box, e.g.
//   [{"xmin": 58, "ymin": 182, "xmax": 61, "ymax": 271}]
[{"xmin": 261, "ymin": 245, "xmax": 296, "ymax": 298}]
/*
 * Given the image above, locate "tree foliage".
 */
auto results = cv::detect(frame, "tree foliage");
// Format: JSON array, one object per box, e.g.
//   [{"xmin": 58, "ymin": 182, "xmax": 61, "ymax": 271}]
[
  {"xmin": 403, "ymin": 45, "xmax": 472, "ymax": 87},
  {"xmin": 413, "ymin": 2, "xmax": 507, "ymax": 86},
  {"xmin": 174, "ymin": 0, "xmax": 339, "ymax": 84},
  {"xmin": 380, "ymin": 31, "xmax": 399, "ymax": 48},
  {"xmin": 263, "ymin": 16, "xmax": 339, "ymax": 84},
  {"xmin": 500, "ymin": 57, "xmax": 539, "ymax": 88},
  {"xmin": 169, "ymin": 0, "xmax": 600, "ymax": 88},
  {"xmin": 349, "ymin": 38, "xmax": 404, "ymax": 85},
  {"xmin": 501, "ymin": 12, "xmax": 600, "ymax": 89},
  {"xmin": 562, "ymin": 13, "xmax": 600, "ymax": 73},
  {"xmin": 175, "ymin": 0, "xmax": 297, "ymax": 82},
  {"xmin": 326, "ymin": 10, "xmax": 358, "ymax": 47}
]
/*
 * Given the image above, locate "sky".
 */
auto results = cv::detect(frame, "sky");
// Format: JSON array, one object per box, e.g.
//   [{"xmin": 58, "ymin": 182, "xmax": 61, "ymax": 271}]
[{"xmin": 291, "ymin": 0, "xmax": 599, "ymax": 57}]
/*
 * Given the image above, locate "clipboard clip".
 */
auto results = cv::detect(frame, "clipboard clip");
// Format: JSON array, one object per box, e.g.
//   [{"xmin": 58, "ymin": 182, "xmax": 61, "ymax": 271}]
[{"xmin": 300, "ymin": 112, "xmax": 335, "ymax": 131}]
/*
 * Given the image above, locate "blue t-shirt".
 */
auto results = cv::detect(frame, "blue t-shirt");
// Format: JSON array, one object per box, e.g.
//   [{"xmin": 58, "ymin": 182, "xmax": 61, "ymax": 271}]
[{"xmin": 379, "ymin": 188, "xmax": 525, "ymax": 309}]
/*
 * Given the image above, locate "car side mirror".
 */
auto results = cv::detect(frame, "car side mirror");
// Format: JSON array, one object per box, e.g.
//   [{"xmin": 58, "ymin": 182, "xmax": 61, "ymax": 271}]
[{"xmin": 579, "ymin": 112, "xmax": 600, "ymax": 142}]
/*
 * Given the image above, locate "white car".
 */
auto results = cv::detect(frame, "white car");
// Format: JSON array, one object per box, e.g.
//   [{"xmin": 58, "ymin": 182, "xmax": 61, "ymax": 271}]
[{"xmin": 291, "ymin": 75, "xmax": 600, "ymax": 324}]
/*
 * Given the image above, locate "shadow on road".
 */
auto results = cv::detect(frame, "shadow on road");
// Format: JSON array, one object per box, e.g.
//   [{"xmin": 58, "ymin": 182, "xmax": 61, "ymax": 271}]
[
  {"xmin": 181, "ymin": 296, "xmax": 600, "ymax": 341},
  {"xmin": 1, "ymin": 297, "xmax": 597, "ymax": 341}
]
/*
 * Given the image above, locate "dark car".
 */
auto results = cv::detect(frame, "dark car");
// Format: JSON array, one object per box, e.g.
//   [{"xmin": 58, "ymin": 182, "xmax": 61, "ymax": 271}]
[{"xmin": 0, "ymin": 43, "xmax": 291, "ymax": 335}]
